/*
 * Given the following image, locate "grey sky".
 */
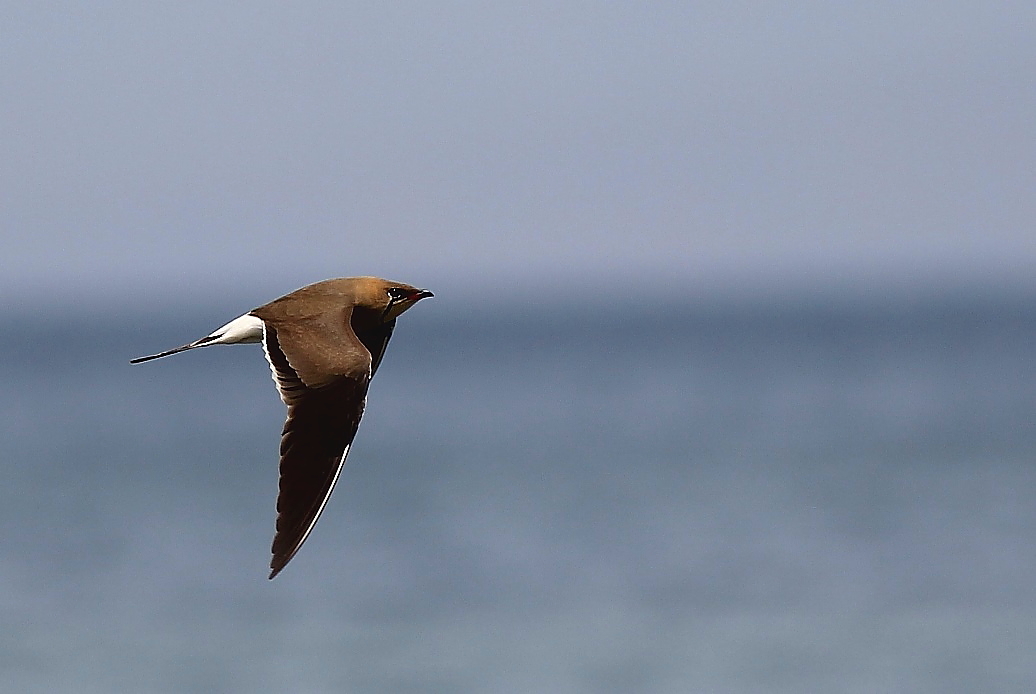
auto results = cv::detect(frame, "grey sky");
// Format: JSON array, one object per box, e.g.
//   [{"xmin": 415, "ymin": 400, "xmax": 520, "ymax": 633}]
[{"xmin": 2, "ymin": 2, "xmax": 1034, "ymax": 307}]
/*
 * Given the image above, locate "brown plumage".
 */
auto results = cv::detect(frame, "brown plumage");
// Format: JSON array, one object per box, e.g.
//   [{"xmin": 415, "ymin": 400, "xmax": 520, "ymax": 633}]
[{"xmin": 131, "ymin": 277, "xmax": 433, "ymax": 578}]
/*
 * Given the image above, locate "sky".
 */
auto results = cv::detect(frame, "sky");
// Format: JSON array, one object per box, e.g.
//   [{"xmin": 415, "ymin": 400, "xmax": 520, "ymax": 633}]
[{"xmin": 2, "ymin": 2, "xmax": 1034, "ymax": 309}]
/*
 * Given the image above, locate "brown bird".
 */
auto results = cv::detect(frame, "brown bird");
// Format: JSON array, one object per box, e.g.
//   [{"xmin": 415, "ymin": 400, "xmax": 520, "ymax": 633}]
[{"xmin": 131, "ymin": 277, "xmax": 433, "ymax": 578}]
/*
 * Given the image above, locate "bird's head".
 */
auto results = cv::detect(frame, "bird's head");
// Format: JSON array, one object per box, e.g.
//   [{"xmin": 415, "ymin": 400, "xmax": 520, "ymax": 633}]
[{"xmin": 352, "ymin": 277, "xmax": 434, "ymax": 323}]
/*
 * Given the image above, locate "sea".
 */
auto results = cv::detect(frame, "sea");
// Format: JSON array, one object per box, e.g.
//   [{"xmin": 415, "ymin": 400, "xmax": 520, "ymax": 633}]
[{"xmin": 1, "ymin": 292, "xmax": 1034, "ymax": 693}]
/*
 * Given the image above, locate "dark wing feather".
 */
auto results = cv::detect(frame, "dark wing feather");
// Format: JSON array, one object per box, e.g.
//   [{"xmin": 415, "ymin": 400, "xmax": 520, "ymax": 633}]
[
  {"xmin": 261, "ymin": 317, "xmax": 371, "ymax": 579},
  {"xmin": 357, "ymin": 318, "xmax": 395, "ymax": 377}
]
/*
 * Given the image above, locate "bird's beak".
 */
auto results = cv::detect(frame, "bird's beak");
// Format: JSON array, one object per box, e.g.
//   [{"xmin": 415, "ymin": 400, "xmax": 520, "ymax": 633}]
[{"xmin": 410, "ymin": 289, "xmax": 434, "ymax": 301}]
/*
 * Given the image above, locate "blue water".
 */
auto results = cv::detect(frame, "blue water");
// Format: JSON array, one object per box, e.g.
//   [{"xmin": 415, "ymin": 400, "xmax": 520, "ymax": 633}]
[{"xmin": 2, "ymin": 295, "xmax": 1034, "ymax": 693}]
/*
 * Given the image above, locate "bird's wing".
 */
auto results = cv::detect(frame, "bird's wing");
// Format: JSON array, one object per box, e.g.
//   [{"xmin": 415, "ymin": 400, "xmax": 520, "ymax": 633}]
[
  {"xmin": 257, "ymin": 308, "xmax": 372, "ymax": 578},
  {"xmin": 358, "ymin": 318, "xmax": 395, "ymax": 377}
]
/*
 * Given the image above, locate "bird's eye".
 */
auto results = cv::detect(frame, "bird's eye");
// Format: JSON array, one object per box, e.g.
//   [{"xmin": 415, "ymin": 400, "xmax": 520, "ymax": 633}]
[{"xmin": 386, "ymin": 287, "xmax": 408, "ymax": 301}]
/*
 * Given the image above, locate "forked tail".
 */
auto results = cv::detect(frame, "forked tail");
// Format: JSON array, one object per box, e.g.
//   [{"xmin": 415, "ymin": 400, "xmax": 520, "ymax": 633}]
[
  {"xmin": 129, "ymin": 335, "xmax": 220, "ymax": 363},
  {"xmin": 130, "ymin": 313, "xmax": 263, "ymax": 364}
]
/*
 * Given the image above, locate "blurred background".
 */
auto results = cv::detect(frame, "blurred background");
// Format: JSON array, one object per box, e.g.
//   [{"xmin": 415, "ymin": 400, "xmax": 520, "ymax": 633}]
[{"xmin": 2, "ymin": 2, "xmax": 1035, "ymax": 692}]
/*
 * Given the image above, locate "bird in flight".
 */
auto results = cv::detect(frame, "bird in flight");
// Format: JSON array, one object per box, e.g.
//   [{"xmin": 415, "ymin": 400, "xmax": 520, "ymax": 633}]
[{"xmin": 131, "ymin": 276, "xmax": 433, "ymax": 578}]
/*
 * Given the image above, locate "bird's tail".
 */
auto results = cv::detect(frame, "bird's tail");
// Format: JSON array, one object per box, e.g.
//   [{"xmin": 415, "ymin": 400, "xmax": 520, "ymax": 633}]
[
  {"xmin": 130, "ymin": 336, "xmax": 220, "ymax": 363},
  {"xmin": 130, "ymin": 313, "xmax": 264, "ymax": 364}
]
